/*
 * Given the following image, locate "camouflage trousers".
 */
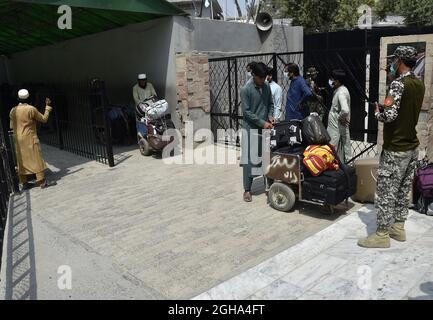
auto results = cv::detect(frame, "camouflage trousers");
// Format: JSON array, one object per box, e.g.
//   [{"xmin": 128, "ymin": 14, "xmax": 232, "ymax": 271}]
[{"xmin": 376, "ymin": 149, "xmax": 418, "ymax": 229}]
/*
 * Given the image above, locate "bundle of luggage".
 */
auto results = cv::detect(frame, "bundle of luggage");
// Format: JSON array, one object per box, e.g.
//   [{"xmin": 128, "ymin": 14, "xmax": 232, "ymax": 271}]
[
  {"xmin": 136, "ymin": 98, "xmax": 169, "ymax": 120},
  {"xmin": 414, "ymin": 161, "xmax": 433, "ymax": 216},
  {"xmin": 270, "ymin": 114, "xmax": 336, "ymax": 176},
  {"xmin": 270, "ymin": 114, "xmax": 357, "ymax": 206}
]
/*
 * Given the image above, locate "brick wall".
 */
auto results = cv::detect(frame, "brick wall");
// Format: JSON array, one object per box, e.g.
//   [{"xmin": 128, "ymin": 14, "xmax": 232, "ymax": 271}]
[
  {"xmin": 175, "ymin": 52, "xmax": 211, "ymax": 136},
  {"xmin": 378, "ymin": 34, "xmax": 433, "ymax": 162}
]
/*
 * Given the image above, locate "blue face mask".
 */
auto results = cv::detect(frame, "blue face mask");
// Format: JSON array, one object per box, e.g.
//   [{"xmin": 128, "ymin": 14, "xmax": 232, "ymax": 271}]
[{"xmin": 389, "ymin": 62, "xmax": 398, "ymax": 77}]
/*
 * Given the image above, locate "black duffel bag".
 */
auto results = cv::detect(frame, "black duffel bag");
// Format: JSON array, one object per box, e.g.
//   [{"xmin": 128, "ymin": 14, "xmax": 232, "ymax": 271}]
[{"xmin": 301, "ymin": 114, "xmax": 331, "ymax": 145}]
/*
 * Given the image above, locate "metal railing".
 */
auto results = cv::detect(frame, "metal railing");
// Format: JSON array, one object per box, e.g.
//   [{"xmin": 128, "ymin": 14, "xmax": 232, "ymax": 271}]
[
  {"xmin": 33, "ymin": 80, "xmax": 115, "ymax": 167},
  {"xmin": 209, "ymin": 48, "xmax": 379, "ymax": 161},
  {"xmin": 0, "ymin": 120, "xmax": 18, "ymax": 270}
]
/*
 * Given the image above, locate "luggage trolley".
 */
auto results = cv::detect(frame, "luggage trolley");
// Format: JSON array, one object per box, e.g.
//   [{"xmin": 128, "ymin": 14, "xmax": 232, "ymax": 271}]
[
  {"xmin": 264, "ymin": 150, "xmax": 328, "ymax": 213},
  {"xmin": 136, "ymin": 98, "xmax": 175, "ymax": 156},
  {"xmin": 264, "ymin": 148, "xmax": 357, "ymax": 214}
]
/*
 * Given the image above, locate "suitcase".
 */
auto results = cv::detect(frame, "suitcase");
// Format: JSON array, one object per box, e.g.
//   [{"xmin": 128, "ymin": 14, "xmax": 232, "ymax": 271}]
[
  {"xmin": 353, "ymin": 158, "xmax": 379, "ymax": 203},
  {"xmin": 302, "ymin": 165, "xmax": 357, "ymax": 205},
  {"xmin": 274, "ymin": 145, "xmax": 305, "ymax": 156},
  {"xmin": 270, "ymin": 120, "xmax": 302, "ymax": 149},
  {"xmin": 416, "ymin": 164, "xmax": 433, "ymax": 198}
]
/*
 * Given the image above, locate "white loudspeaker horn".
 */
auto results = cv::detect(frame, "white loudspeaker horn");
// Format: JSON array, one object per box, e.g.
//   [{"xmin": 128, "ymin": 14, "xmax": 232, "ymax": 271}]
[{"xmin": 256, "ymin": 12, "xmax": 273, "ymax": 32}]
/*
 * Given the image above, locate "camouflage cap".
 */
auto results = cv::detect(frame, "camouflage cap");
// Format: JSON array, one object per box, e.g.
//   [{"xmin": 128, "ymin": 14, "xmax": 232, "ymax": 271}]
[
  {"xmin": 306, "ymin": 67, "xmax": 318, "ymax": 74},
  {"xmin": 387, "ymin": 45, "xmax": 417, "ymax": 59}
]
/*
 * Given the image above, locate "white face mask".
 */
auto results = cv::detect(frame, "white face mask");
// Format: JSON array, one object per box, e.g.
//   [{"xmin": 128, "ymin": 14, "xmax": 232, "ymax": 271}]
[
  {"xmin": 283, "ymin": 72, "xmax": 289, "ymax": 80},
  {"xmin": 328, "ymin": 79, "xmax": 335, "ymax": 88},
  {"xmin": 247, "ymin": 71, "xmax": 252, "ymax": 78}
]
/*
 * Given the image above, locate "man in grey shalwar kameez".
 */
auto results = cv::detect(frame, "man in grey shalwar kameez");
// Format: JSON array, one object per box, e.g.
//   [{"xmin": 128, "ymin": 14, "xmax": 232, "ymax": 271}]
[
  {"xmin": 240, "ymin": 62, "xmax": 274, "ymax": 202},
  {"xmin": 327, "ymin": 69, "xmax": 352, "ymax": 163}
]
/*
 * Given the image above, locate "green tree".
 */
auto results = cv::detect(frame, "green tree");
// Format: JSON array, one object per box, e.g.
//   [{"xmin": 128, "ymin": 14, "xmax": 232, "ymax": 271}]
[
  {"xmin": 277, "ymin": 0, "xmax": 338, "ymax": 33},
  {"xmin": 332, "ymin": 0, "xmax": 375, "ymax": 31},
  {"xmin": 396, "ymin": 0, "xmax": 433, "ymax": 26},
  {"xmin": 374, "ymin": 0, "xmax": 398, "ymax": 20},
  {"xmin": 278, "ymin": 0, "xmax": 433, "ymax": 33}
]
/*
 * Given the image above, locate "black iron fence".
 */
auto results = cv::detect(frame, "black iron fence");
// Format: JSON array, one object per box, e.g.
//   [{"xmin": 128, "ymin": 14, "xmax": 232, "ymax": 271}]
[
  {"xmin": 209, "ymin": 48, "xmax": 379, "ymax": 161},
  {"xmin": 0, "ymin": 80, "xmax": 117, "ymax": 167},
  {"xmin": 0, "ymin": 120, "xmax": 18, "ymax": 269},
  {"xmin": 29, "ymin": 80, "xmax": 115, "ymax": 167}
]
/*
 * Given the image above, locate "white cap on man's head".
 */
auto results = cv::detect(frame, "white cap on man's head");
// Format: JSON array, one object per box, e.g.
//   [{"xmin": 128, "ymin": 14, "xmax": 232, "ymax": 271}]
[
  {"xmin": 138, "ymin": 74, "xmax": 147, "ymax": 80},
  {"xmin": 18, "ymin": 89, "xmax": 29, "ymax": 100}
]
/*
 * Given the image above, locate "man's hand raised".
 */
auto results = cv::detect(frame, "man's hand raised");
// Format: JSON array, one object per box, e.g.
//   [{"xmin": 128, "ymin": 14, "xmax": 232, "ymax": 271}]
[{"xmin": 263, "ymin": 121, "xmax": 274, "ymax": 129}]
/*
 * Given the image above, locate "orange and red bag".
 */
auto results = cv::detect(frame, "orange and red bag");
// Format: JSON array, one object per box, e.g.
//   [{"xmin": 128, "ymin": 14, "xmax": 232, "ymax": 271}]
[{"xmin": 303, "ymin": 145, "xmax": 340, "ymax": 176}]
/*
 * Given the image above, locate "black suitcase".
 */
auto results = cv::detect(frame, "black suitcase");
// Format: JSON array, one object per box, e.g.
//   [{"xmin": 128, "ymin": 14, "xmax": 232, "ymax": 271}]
[
  {"xmin": 274, "ymin": 145, "xmax": 305, "ymax": 156},
  {"xmin": 302, "ymin": 165, "xmax": 357, "ymax": 205},
  {"xmin": 270, "ymin": 120, "xmax": 302, "ymax": 149}
]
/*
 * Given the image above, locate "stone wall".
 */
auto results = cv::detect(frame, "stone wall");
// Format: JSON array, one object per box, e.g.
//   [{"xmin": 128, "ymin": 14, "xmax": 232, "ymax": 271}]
[
  {"xmin": 378, "ymin": 34, "xmax": 433, "ymax": 162},
  {"xmin": 176, "ymin": 52, "xmax": 211, "ymax": 137}
]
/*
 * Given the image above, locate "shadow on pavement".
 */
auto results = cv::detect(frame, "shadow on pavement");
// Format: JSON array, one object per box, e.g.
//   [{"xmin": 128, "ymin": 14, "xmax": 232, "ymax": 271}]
[
  {"xmin": 3, "ymin": 191, "xmax": 37, "ymax": 300},
  {"xmin": 357, "ymin": 206, "xmax": 377, "ymax": 235},
  {"xmin": 295, "ymin": 201, "xmax": 356, "ymax": 221},
  {"xmin": 408, "ymin": 282, "xmax": 433, "ymax": 300},
  {"xmin": 252, "ymin": 175, "xmax": 358, "ymax": 222}
]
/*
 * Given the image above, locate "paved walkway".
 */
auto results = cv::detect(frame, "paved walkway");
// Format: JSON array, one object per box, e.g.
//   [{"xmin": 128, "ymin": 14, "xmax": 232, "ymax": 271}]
[
  {"xmin": 194, "ymin": 205, "xmax": 433, "ymax": 300},
  {"xmin": 0, "ymin": 144, "xmax": 359, "ymax": 299}
]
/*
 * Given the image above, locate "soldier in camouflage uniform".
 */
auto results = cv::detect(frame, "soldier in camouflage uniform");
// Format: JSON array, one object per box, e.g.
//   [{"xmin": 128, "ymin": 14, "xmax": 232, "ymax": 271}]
[
  {"xmin": 358, "ymin": 46, "xmax": 425, "ymax": 248},
  {"xmin": 304, "ymin": 67, "xmax": 326, "ymax": 120}
]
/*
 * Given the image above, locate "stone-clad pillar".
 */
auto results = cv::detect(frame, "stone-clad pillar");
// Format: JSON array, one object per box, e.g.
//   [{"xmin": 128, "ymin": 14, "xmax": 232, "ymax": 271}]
[{"xmin": 175, "ymin": 52, "xmax": 211, "ymax": 139}]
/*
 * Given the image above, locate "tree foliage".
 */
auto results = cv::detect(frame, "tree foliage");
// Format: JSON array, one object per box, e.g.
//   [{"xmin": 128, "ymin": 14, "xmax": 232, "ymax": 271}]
[
  {"xmin": 276, "ymin": 0, "xmax": 338, "ymax": 32},
  {"xmin": 276, "ymin": 0, "xmax": 433, "ymax": 33},
  {"xmin": 396, "ymin": 0, "xmax": 433, "ymax": 26}
]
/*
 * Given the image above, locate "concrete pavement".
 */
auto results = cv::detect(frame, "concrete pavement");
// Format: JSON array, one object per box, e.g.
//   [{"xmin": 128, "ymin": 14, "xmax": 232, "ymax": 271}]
[
  {"xmin": 0, "ymin": 143, "xmax": 357, "ymax": 299},
  {"xmin": 194, "ymin": 205, "xmax": 433, "ymax": 300}
]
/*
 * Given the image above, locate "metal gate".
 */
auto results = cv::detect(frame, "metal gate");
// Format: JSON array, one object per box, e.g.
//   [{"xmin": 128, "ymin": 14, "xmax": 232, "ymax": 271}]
[
  {"xmin": 209, "ymin": 51, "xmax": 303, "ymax": 135},
  {"xmin": 0, "ymin": 80, "xmax": 116, "ymax": 167},
  {"xmin": 208, "ymin": 48, "xmax": 379, "ymax": 162}
]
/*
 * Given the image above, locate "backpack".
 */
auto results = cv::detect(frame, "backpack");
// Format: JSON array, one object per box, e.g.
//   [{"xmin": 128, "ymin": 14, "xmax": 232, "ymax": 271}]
[
  {"xmin": 303, "ymin": 145, "xmax": 340, "ymax": 176},
  {"xmin": 301, "ymin": 114, "xmax": 331, "ymax": 145}
]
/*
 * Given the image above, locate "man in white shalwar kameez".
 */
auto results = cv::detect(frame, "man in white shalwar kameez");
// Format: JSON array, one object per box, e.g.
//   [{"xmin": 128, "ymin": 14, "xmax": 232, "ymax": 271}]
[{"xmin": 327, "ymin": 69, "xmax": 351, "ymax": 163}]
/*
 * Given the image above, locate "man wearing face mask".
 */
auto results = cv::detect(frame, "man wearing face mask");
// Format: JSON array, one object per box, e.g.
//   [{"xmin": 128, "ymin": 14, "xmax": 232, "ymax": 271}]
[
  {"xmin": 245, "ymin": 62, "xmax": 257, "ymax": 85},
  {"xmin": 327, "ymin": 69, "xmax": 351, "ymax": 163},
  {"xmin": 240, "ymin": 62, "xmax": 274, "ymax": 202},
  {"xmin": 266, "ymin": 67, "xmax": 283, "ymax": 121},
  {"xmin": 284, "ymin": 63, "xmax": 313, "ymax": 121},
  {"xmin": 132, "ymin": 73, "xmax": 157, "ymax": 106},
  {"xmin": 358, "ymin": 46, "xmax": 425, "ymax": 248}
]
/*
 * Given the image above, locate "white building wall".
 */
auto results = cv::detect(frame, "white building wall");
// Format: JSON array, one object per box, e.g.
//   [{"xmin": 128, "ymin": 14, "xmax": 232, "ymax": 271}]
[{"xmin": 5, "ymin": 16, "xmax": 303, "ymax": 125}]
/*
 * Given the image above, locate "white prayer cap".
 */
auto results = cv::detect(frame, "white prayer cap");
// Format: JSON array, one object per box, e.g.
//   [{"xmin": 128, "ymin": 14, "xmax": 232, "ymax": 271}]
[
  {"xmin": 138, "ymin": 74, "xmax": 147, "ymax": 80},
  {"xmin": 18, "ymin": 89, "xmax": 29, "ymax": 99}
]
